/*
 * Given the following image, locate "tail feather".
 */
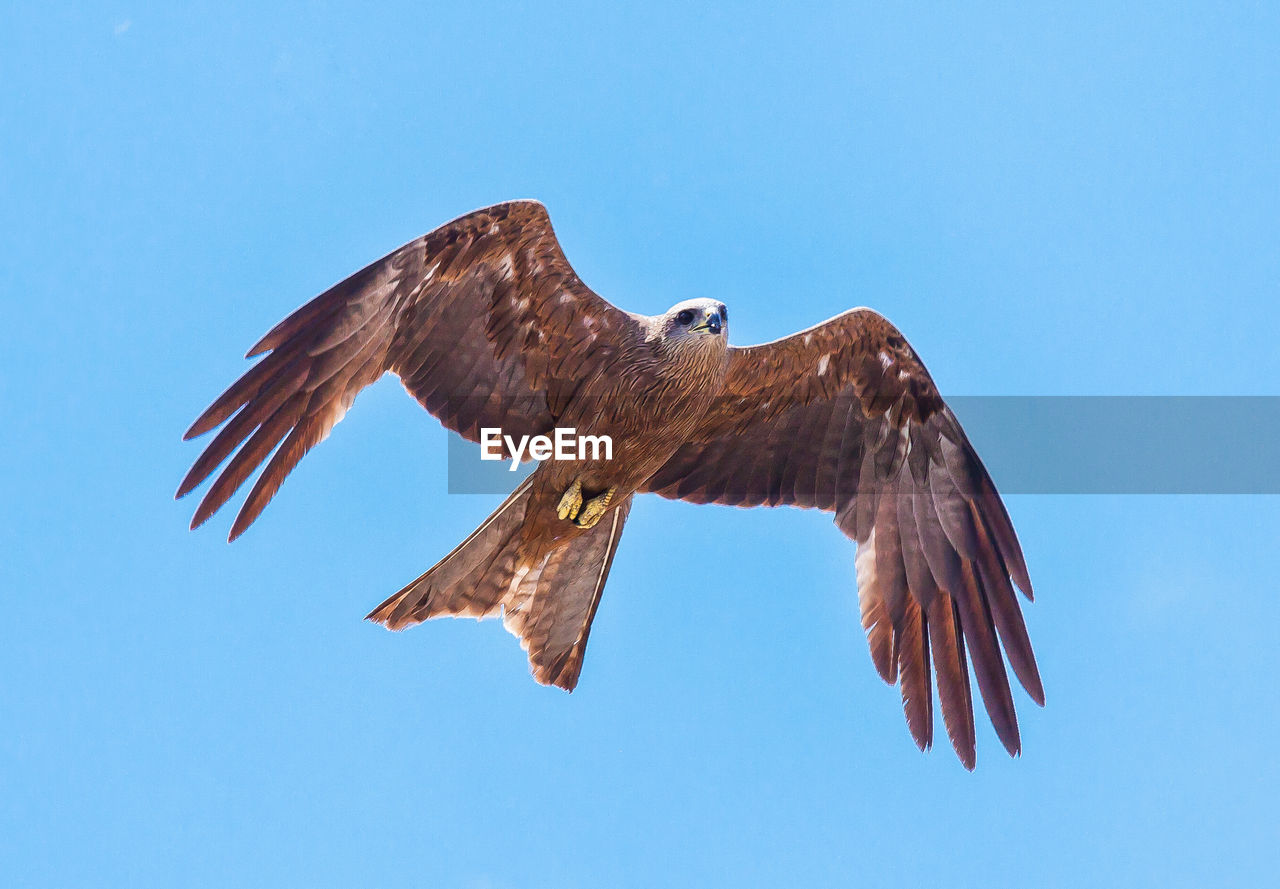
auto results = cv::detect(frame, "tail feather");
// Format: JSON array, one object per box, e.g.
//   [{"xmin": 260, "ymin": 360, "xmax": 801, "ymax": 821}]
[
  {"xmin": 366, "ymin": 478, "xmax": 535, "ymax": 628},
  {"xmin": 504, "ymin": 496, "xmax": 632, "ymax": 690},
  {"xmin": 366, "ymin": 482, "xmax": 632, "ymax": 691}
]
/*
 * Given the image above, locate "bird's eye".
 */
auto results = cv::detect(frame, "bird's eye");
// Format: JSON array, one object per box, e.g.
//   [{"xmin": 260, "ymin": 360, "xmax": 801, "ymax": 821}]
[{"xmin": 676, "ymin": 309, "xmax": 695, "ymax": 325}]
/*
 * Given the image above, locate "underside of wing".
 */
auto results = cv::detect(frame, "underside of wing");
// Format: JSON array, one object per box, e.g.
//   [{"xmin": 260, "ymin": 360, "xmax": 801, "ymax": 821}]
[
  {"xmin": 643, "ymin": 308, "xmax": 1042, "ymax": 768},
  {"xmin": 177, "ymin": 200, "xmax": 637, "ymax": 539}
]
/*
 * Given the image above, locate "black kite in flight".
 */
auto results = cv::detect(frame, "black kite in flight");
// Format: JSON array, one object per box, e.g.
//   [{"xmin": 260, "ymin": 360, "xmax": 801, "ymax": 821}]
[{"xmin": 178, "ymin": 201, "xmax": 1043, "ymax": 768}]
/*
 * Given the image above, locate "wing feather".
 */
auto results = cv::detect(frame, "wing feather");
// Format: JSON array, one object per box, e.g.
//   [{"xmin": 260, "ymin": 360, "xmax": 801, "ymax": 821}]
[
  {"xmin": 896, "ymin": 597, "xmax": 933, "ymax": 752},
  {"xmin": 176, "ymin": 358, "xmax": 310, "ymax": 498},
  {"xmin": 190, "ymin": 392, "xmax": 309, "ymax": 529},
  {"xmin": 184, "ymin": 344, "xmax": 304, "ymax": 440},
  {"xmin": 954, "ymin": 557, "xmax": 1021, "ymax": 755},
  {"xmin": 928, "ymin": 591, "xmax": 977, "ymax": 769}
]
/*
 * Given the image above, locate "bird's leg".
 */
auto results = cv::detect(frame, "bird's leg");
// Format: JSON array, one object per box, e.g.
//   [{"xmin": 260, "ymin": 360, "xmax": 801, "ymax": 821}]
[
  {"xmin": 556, "ymin": 478, "xmax": 584, "ymax": 521},
  {"xmin": 575, "ymin": 487, "xmax": 616, "ymax": 529}
]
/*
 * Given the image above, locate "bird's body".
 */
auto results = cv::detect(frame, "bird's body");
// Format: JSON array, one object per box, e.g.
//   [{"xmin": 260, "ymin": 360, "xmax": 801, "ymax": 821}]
[
  {"xmin": 180, "ymin": 200, "xmax": 1043, "ymax": 768},
  {"xmin": 368, "ymin": 297, "xmax": 735, "ymax": 685},
  {"xmin": 536, "ymin": 302, "xmax": 731, "ymax": 505}
]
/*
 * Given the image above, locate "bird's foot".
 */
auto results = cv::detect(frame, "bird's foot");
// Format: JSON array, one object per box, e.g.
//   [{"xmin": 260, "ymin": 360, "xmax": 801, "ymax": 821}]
[
  {"xmin": 575, "ymin": 487, "xmax": 615, "ymax": 529},
  {"xmin": 556, "ymin": 479, "xmax": 584, "ymax": 521}
]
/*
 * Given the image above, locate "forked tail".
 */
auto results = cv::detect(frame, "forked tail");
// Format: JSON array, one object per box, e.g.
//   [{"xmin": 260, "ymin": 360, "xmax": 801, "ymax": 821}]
[{"xmin": 366, "ymin": 481, "xmax": 632, "ymax": 690}]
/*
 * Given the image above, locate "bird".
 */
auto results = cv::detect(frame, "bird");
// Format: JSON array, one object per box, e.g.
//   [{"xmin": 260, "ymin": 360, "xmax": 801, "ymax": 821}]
[{"xmin": 177, "ymin": 200, "xmax": 1043, "ymax": 769}]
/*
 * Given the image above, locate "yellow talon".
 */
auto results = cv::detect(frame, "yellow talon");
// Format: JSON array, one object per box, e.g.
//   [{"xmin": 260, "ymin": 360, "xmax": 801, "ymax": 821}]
[
  {"xmin": 557, "ymin": 479, "xmax": 583, "ymax": 521},
  {"xmin": 575, "ymin": 487, "xmax": 615, "ymax": 529}
]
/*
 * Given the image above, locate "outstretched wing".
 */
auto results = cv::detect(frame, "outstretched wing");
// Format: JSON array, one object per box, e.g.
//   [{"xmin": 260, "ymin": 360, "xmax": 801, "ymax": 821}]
[
  {"xmin": 178, "ymin": 200, "xmax": 638, "ymax": 539},
  {"xmin": 642, "ymin": 308, "xmax": 1042, "ymax": 769}
]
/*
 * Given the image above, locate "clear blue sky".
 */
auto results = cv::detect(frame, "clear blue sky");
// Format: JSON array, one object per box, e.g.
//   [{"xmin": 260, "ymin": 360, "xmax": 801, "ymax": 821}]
[{"xmin": 3, "ymin": 3, "xmax": 1278, "ymax": 887}]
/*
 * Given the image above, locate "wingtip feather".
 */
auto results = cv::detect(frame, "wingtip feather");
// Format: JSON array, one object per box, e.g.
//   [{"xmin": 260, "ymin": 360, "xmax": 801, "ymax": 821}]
[
  {"xmin": 175, "ymin": 466, "xmax": 204, "ymax": 501},
  {"xmin": 1018, "ymin": 574, "xmax": 1035, "ymax": 602},
  {"xmin": 183, "ymin": 416, "xmax": 216, "ymax": 441}
]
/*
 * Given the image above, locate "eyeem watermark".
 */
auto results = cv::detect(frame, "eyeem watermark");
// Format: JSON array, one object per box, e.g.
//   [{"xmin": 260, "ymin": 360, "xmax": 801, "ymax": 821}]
[
  {"xmin": 445, "ymin": 396, "xmax": 1280, "ymax": 495},
  {"xmin": 480, "ymin": 427, "xmax": 613, "ymax": 471}
]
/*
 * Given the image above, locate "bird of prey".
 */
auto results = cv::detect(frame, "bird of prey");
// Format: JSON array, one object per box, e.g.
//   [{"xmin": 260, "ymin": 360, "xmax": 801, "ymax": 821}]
[{"xmin": 178, "ymin": 200, "xmax": 1043, "ymax": 768}]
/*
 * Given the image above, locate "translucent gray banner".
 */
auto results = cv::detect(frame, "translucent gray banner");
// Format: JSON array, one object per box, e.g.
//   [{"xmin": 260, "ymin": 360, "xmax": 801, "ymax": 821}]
[{"xmin": 445, "ymin": 396, "xmax": 1280, "ymax": 495}]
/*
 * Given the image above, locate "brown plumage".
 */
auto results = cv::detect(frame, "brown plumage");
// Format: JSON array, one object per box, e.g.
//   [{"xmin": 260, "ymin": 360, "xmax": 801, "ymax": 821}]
[{"xmin": 178, "ymin": 200, "xmax": 1043, "ymax": 768}]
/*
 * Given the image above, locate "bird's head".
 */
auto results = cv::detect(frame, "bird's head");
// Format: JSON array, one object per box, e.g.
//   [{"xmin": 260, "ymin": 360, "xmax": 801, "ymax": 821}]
[{"xmin": 660, "ymin": 298, "xmax": 728, "ymax": 342}]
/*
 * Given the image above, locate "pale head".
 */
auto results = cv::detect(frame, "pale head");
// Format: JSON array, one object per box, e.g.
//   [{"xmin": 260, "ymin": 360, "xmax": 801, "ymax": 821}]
[{"xmin": 658, "ymin": 298, "xmax": 728, "ymax": 343}]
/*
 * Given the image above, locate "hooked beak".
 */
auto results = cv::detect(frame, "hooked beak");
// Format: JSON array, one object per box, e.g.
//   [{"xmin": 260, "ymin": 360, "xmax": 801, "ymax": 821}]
[{"xmin": 691, "ymin": 310, "xmax": 723, "ymax": 335}]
